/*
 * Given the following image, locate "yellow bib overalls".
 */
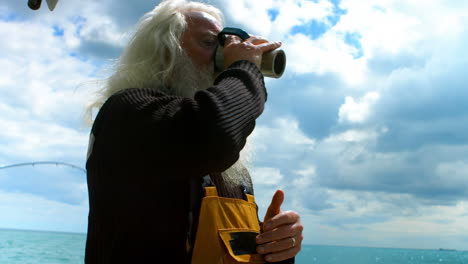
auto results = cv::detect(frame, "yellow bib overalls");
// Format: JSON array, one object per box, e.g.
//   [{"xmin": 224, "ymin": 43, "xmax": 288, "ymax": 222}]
[{"xmin": 190, "ymin": 185, "xmax": 265, "ymax": 264}]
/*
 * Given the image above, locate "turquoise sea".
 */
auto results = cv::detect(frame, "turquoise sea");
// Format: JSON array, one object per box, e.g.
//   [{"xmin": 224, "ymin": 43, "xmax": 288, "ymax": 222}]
[{"xmin": 1, "ymin": 228, "xmax": 467, "ymax": 263}]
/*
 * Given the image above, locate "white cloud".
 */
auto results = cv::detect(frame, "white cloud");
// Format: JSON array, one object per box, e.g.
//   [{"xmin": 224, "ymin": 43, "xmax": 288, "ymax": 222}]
[
  {"xmin": 270, "ymin": 0, "xmax": 334, "ymax": 38},
  {"xmin": 0, "ymin": 20, "xmax": 97, "ymax": 120},
  {"xmin": 293, "ymin": 166, "xmax": 316, "ymax": 184},
  {"xmin": 251, "ymin": 167, "xmax": 284, "ymax": 185},
  {"xmin": 257, "ymin": 117, "xmax": 314, "ymax": 145},
  {"xmin": 78, "ymin": 15, "xmax": 126, "ymax": 47},
  {"xmin": 336, "ymin": 1, "xmax": 424, "ymax": 57},
  {"xmin": 338, "ymin": 91, "xmax": 380, "ymax": 123},
  {"xmin": 218, "ymin": 0, "xmax": 274, "ymax": 36},
  {"xmin": 325, "ymin": 128, "xmax": 380, "ymax": 144},
  {"xmin": 250, "ymin": 117, "xmax": 315, "ymax": 162},
  {"xmin": 0, "ymin": 117, "xmax": 88, "ymax": 161},
  {"xmin": 273, "ymin": 0, "xmax": 468, "ymax": 86},
  {"xmin": 219, "ymin": 0, "xmax": 334, "ymax": 38},
  {"xmin": 284, "ymin": 31, "xmax": 368, "ymax": 85}
]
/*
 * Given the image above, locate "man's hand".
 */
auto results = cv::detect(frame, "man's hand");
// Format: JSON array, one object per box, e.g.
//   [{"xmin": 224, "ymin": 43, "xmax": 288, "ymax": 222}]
[
  {"xmin": 223, "ymin": 35, "xmax": 282, "ymax": 69},
  {"xmin": 256, "ymin": 190, "xmax": 303, "ymax": 262}
]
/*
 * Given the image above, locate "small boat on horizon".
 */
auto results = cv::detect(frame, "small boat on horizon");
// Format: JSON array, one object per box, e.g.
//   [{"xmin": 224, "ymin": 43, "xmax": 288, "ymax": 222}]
[{"xmin": 439, "ymin": 248, "xmax": 456, "ymax": 251}]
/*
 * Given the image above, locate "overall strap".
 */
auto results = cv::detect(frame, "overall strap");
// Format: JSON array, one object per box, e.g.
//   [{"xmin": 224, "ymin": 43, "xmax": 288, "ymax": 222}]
[
  {"xmin": 186, "ymin": 175, "xmax": 216, "ymax": 255},
  {"xmin": 204, "ymin": 186, "xmax": 219, "ymax": 197}
]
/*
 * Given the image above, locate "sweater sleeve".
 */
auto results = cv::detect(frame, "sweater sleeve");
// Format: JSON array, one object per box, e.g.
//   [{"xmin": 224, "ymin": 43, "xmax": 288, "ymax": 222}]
[{"xmin": 92, "ymin": 60, "xmax": 266, "ymax": 176}]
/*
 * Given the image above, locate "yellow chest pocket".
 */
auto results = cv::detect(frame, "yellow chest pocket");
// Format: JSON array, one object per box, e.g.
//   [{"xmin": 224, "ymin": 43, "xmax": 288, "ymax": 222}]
[{"xmin": 191, "ymin": 187, "xmax": 265, "ymax": 264}]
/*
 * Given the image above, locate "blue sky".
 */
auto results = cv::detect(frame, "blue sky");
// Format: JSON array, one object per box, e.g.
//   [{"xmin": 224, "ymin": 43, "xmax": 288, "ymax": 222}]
[{"xmin": 1, "ymin": 0, "xmax": 468, "ymax": 250}]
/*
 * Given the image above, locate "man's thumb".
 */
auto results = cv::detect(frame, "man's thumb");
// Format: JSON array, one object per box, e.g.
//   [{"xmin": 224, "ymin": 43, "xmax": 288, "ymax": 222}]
[{"xmin": 264, "ymin": 189, "xmax": 284, "ymax": 222}]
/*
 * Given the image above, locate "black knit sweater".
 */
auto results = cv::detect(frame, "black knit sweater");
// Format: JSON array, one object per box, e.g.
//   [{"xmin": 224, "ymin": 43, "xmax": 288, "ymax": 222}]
[{"xmin": 85, "ymin": 60, "xmax": 293, "ymax": 263}]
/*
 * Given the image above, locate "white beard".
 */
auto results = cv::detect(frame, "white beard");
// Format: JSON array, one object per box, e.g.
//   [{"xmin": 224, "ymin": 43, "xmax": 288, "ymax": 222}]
[
  {"xmin": 222, "ymin": 139, "xmax": 254, "ymax": 187},
  {"xmin": 168, "ymin": 52, "xmax": 215, "ymax": 98}
]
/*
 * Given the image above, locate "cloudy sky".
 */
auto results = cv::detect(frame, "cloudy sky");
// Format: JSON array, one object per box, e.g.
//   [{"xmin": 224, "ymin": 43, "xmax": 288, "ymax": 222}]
[{"xmin": 1, "ymin": 0, "xmax": 468, "ymax": 250}]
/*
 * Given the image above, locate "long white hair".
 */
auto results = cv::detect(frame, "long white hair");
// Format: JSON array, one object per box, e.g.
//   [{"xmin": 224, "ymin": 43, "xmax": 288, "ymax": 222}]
[{"xmin": 87, "ymin": 0, "xmax": 223, "ymax": 114}]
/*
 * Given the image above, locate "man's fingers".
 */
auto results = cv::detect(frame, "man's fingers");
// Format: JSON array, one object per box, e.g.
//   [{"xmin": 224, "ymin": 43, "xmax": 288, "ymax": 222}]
[
  {"xmin": 262, "ymin": 211, "xmax": 299, "ymax": 234},
  {"xmin": 263, "ymin": 241, "xmax": 302, "ymax": 263},
  {"xmin": 257, "ymin": 219, "xmax": 303, "ymax": 244},
  {"xmin": 264, "ymin": 210, "xmax": 300, "ymax": 232},
  {"xmin": 246, "ymin": 36, "xmax": 268, "ymax": 45},
  {"xmin": 222, "ymin": 35, "xmax": 282, "ymax": 68},
  {"xmin": 256, "ymin": 233, "xmax": 302, "ymax": 254},
  {"xmin": 263, "ymin": 189, "xmax": 284, "ymax": 223},
  {"xmin": 257, "ymin": 41, "xmax": 282, "ymax": 53}
]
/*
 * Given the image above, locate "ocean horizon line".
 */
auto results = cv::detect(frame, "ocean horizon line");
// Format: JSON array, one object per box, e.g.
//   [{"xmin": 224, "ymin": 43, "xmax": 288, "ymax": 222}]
[
  {"xmin": 0, "ymin": 226, "xmax": 86, "ymax": 236},
  {"xmin": 1, "ymin": 227, "xmax": 466, "ymax": 253},
  {"xmin": 305, "ymin": 243, "xmax": 467, "ymax": 252}
]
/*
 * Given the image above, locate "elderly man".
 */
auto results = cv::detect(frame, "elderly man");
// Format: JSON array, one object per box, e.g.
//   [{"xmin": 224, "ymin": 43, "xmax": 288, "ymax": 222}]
[{"xmin": 85, "ymin": 0, "xmax": 303, "ymax": 263}]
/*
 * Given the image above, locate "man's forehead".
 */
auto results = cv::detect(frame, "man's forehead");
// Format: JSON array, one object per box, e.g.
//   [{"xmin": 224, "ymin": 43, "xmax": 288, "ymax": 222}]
[{"xmin": 184, "ymin": 11, "xmax": 222, "ymax": 34}]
